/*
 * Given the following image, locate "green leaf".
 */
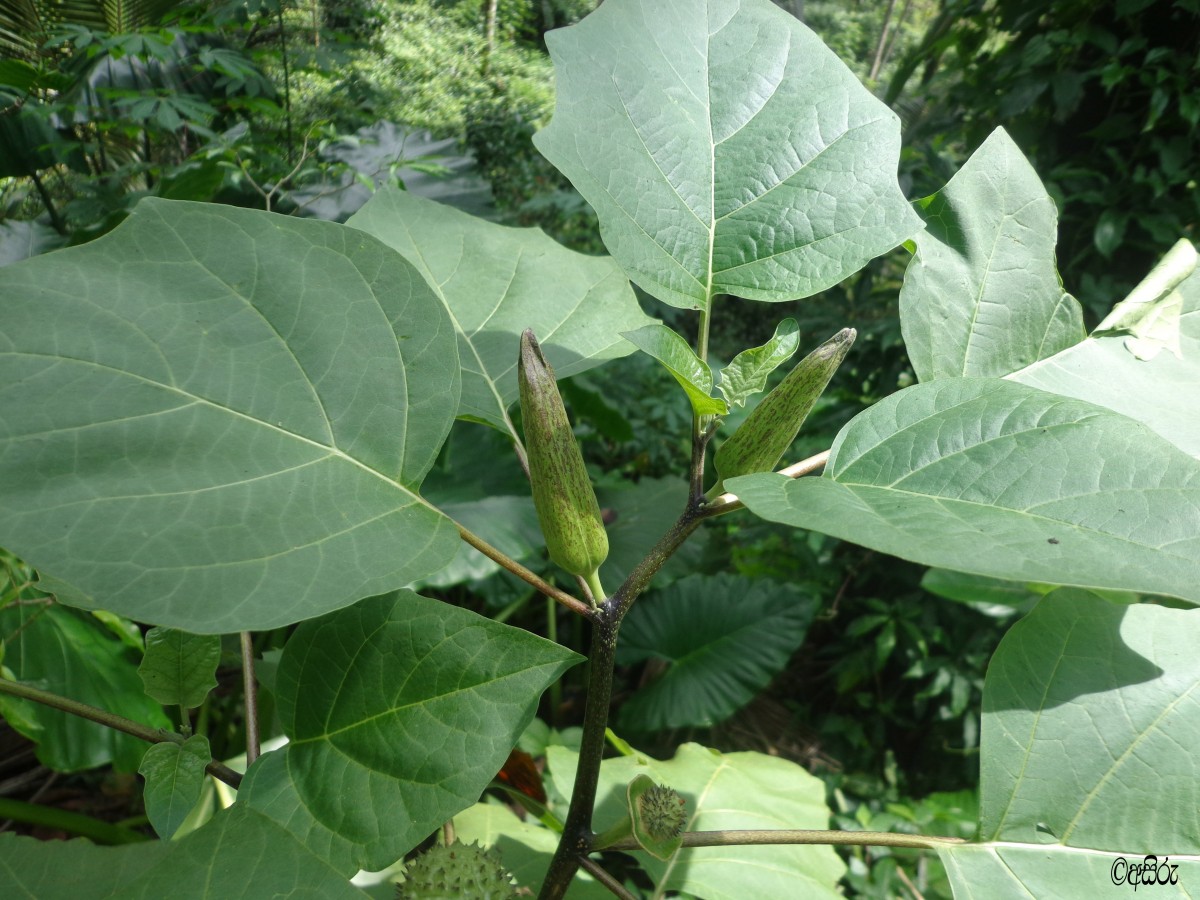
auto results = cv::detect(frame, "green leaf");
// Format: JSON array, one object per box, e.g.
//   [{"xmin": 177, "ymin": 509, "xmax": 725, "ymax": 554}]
[
  {"xmin": 1093, "ymin": 238, "xmax": 1195, "ymax": 360},
  {"xmin": 238, "ymin": 748, "xmax": 359, "ymax": 877},
  {"xmin": 920, "ymin": 569, "xmax": 1042, "ymax": 618},
  {"xmin": 938, "ymin": 590, "xmax": 1200, "ymax": 895},
  {"xmin": 0, "ymin": 604, "xmax": 170, "ymax": 772},
  {"xmin": 547, "ymin": 742, "xmax": 845, "ymax": 899},
  {"xmin": 616, "ymin": 573, "xmax": 817, "ymax": 730},
  {"xmin": 727, "ymin": 378, "xmax": 1200, "ymax": 604},
  {"xmin": 275, "ymin": 590, "xmax": 581, "ymax": 869},
  {"xmin": 0, "ymin": 805, "xmax": 369, "ymax": 899},
  {"xmin": 621, "ymin": 323, "xmax": 728, "ymax": 416},
  {"xmin": 900, "ymin": 128, "xmax": 1085, "ymax": 382},
  {"xmin": 139, "ymin": 734, "xmax": 210, "ymax": 840},
  {"xmin": 939, "ymin": 844, "xmax": 1200, "ymax": 898},
  {"xmin": 534, "ymin": 0, "xmax": 921, "ymax": 310},
  {"xmin": 0, "ymin": 199, "xmax": 461, "ymax": 633},
  {"xmin": 138, "ymin": 627, "xmax": 221, "ymax": 709},
  {"xmin": 347, "ymin": 188, "xmax": 652, "ymax": 432},
  {"xmin": 1011, "ymin": 249, "xmax": 1200, "ymax": 457},
  {"xmin": 718, "ymin": 318, "xmax": 801, "ymax": 407}
]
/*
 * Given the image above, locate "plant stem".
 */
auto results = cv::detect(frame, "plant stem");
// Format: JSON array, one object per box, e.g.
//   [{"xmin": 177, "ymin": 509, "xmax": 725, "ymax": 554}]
[
  {"xmin": 0, "ymin": 797, "xmax": 149, "ymax": 844},
  {"xmin": 539, "ymin": 504, "xmax": 706, "ymax": 899},
  {"xmin": 455, "ymin": 521, "xmax": 596, "ymax": 619},
  {"xmin": 603, "ymin": 828, "xmax": 968, "ymax": 852},
  {"xmin": 702, "ymin": 449, "xmax": 831, "ymax": 517},
  {"xmin": 0, "ymin": 679, "xmax": 243, "ymax": 789},
  {"xmin": 579, "ymin": 856, "xmax": 638, "ymax": 900},
  {"xmin": 240, "ymin": 631, "xmax": 260, "ymax": 765},
  {"xmin": 538, "ymin": 614, "xmax": 619, "ymax": 898}
]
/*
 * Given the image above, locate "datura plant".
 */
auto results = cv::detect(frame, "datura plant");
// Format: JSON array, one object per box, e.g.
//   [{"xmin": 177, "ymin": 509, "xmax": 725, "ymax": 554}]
[{"xmin": 1, "ymin": 0, "xmax": 1198, "ymax": 897}]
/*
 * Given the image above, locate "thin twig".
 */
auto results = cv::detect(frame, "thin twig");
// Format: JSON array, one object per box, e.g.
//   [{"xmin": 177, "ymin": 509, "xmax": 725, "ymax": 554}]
[
  {"xmin": 701, "ymin": 449, "xmax": 831, "ymax": 517},
  {"xmin": 604, "ymin": 828, "xmax": 966, "ymax": 853},
  {"xmin": 578, "ymin": 856, "xmax": 637, "ymax": 900},
  {"xmin": 240, "ymin": 631, "xmax": 260, "ymax": 765},
  {"xmin": 0, "ymin": 678, "xmax": 242, "ymax": 789},
  {"xmin": 455, "ymin": 522, "xmax": 596, "ymax": 620}
]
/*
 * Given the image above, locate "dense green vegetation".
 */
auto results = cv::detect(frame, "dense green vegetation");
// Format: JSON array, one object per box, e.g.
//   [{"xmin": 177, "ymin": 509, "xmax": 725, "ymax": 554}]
[{"xmin": 0, "ymin": 1, "xmax": 1197, "ymax": 897}]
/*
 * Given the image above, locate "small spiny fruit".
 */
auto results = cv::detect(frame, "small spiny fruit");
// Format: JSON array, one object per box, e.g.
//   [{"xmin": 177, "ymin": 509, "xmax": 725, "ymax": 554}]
[
  {"xmin": 518, "ymin": 329, "xmax": 608, "ymax": 596},
  {"xmin": 713, "ymin": 328, "xmax": 855, "ymax": 494},
  {"xmin": 396, "ymin": 841, "xmax": 518, "ymax": 900},
  {"xmin": 637, "ymin": 783, "xmax": 687, "ymax": 840}
]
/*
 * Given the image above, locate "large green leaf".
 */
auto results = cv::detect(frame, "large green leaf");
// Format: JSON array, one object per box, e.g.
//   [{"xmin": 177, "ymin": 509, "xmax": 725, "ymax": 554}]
[
  {"xmin": 533, "ymin": 0, "xmax": 921, "ymax": 310},
  {"xmin": 900, "ymin": 128, "xmax": 1084, "ymax": 382},
  {"xmin": 275, "ymin": 590, "xmax": 581, "ymax": 870},
  {"xmin": 0, "ymin": 603, "xmax": 170, "ymax": 772},
  {"xmin": 0, "ymin": 804, "xmax": 369, "ymax": 899},
  {"xmin": 1011, "ymin": 245, "xmax": 1200, "ymax": 458},
  {"xmin": 237, "ymin": 748, "xmax": 359, "ymax": 877},
  {"xmin": 727, "ymin": 379, "xmax": 1200, "ymax": 604},
  {"xmin": 616, "ymin": 573, "xmax": 817, "ymax": 730},
  {"xmin": 547, "ymin": 742, "xmax": 844, "ymax": 899},
  {"xmin": 938, "ymin": 590, "xmax": 1200, "ymax": 895},
  {"xmin": 0, "ymin": 199, "xmax": 461, "ymax": 633},
  {"xmin": 347, "ymin": 188, "xmax": 652, "ymax": 431}
]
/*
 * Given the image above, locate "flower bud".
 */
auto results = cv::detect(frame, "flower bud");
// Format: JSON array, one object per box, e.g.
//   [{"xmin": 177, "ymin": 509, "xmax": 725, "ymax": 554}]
[
  {"xmin": 713, "ymin": 328, "xmax": 855, "ymax": 493},
  {"xmin": 518, "ymin": 330, "xmax": 609, "ymax": 591}
]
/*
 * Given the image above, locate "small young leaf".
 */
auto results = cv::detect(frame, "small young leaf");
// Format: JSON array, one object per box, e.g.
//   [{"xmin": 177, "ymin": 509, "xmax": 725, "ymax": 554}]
[
  {"xmin": 139, "ymin": 735, "xmax": 211, "ymax": 840},
  {"xmin": 138, "ymin": 628, "xmax": 221, "ymax": 709},
  {"xmin": 621, "ymin": 324, "xmax": 728, "ymax": 416},
  {"xmin": 718, "ymin": 318, "xmax": 801, "ymax": 408}
]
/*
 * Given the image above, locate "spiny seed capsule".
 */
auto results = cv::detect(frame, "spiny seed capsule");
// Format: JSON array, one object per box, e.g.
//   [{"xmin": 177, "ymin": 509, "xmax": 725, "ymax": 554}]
[
  {"xmin": 637, "ymin": 784, "xmax": 687, "ymax": 839},
  {"xmin": 518, "ymin": 329, "xmax": 609, "ymax": 598},
  {"xmin": 713, "ymin": 328, "xmax": 855, "ymax": 494}
]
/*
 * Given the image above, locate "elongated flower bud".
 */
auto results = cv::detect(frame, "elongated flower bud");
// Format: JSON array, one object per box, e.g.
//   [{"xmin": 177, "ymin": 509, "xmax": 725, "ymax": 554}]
[
  {"xmin": 713, "ymin": 328, "xmax": 855, "ymax": 494},
  {"xmin": 519, "ymin": 330, "xmax": 608, "ymax": 593}
]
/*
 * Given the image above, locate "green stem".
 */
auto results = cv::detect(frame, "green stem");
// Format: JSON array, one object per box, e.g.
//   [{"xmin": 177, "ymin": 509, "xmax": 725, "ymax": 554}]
[
  {"xmin": 547, "ymin": 595, "xmax": 561, "ymax": 728},
  {"xmin": 604, "ymin": 828, "xmax": 968, "ymax": 852},
  {"xmin": 701, "ymin": 449, "xmax": 831, "ymax": 518},
  {"xmin": 0, "ymin": 679, "xmax": 242, "ymax": 789},
  {"xmin": 455, "ymin": 521, "xmax": 596, "ymax": 620},
  {"xmin": 0, "ymin": 797, "xmax": 148, "ymax": 844}
]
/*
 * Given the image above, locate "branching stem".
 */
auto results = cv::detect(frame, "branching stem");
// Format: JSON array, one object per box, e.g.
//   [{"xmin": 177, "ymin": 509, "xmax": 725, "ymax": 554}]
[{"xmin": 0, "ymin": 678, "xmax": 243, "ymax": 788}]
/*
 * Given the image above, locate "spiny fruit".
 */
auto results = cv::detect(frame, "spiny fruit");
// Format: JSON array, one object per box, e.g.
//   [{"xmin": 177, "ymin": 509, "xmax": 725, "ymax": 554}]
[
  {"xmin": 637, "ymin": 783, "xmax": 688, "ymax": 840},
  {"xmin": 396, "ymin": 842, "xmax": 518, "ymax": 900},
  {"xmin": 712, "ymin": 328, "xmax": 855, "ymax": 495},
  {"xmin": 518, "ymin": 329, "xmax": 608, "ymax": 599}
]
